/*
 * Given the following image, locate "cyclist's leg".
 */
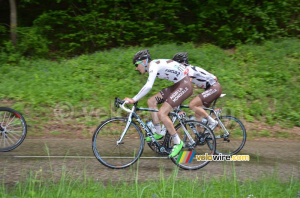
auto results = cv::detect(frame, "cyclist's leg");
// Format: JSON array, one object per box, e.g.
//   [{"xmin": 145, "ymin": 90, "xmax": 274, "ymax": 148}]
[
  {"xmin": 190, "ymin": 82, "xmax": 222, "ymax": 128},
  {"xmin": 159, "ymin": 76, "xmax": 193, "ymax": 136},
  {"xmin": 147, "ymin": 84, "xmax": 177, "ymax": 136},
  {"xmin": 159, "ymin": 76, "xmax": 193, "ymax": 157},
  {"xmin": 189, "ymin": 96, "xmax": 208, "ymax": 131},
  {"xmin": 159, "ymin": 100, "xmax": 183, "ymax": 157},
  {"xmin": 198, "ymin": 82, "xmax": 222, "ymax": 108},
  {"xmin": 158, "ymin": 102, "xmax": 175, "ymax": 135},
  {"xmin": 189, "ymin": 96, "xmax": 208, "ymax": 120},
  {"xmin": 145, "ymin": 92, "xmax": 165, "ymax": 141},
  {"xmin": 147, "ymin": 92, "xmax": 163, "ymax": 126}
]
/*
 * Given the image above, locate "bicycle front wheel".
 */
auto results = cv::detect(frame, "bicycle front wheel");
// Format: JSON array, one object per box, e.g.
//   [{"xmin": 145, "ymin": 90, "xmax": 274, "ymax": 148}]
[
  {"xmin": 0, "ymin": 107, "xmax": 27, "ymax": 152},
  {"xmin": 214, "ymin": 115, "xmax": 246, "ymax": 155},
  {"xmin": 169, "ymin": 120, "xmax": 216, "ymax": 170},
  {"xmin": 92, "ymin": 117, "xmax": 144, "ymax": 169}
]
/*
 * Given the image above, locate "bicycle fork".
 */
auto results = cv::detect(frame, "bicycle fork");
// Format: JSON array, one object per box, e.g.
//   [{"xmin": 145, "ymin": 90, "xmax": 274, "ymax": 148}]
[{"xmin": 116, "ymin": 112, "xmax": 134, "ymax": 145}]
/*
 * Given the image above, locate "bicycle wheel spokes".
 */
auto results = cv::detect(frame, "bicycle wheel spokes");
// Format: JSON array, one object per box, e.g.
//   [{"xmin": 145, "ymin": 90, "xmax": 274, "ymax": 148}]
[
  {"xmin": 0, "ymin": 108, "xmax": 27, "ymax": 152},
  {"xmin": 214, "ymin": 116, "xmax": 246, "ymax": 155},
  {"xmin": 170, "ymin": 120, "xmax": 216, "ymax": 170},
  {"xmin": 92, "ymin": 118, "xmax": 144, "ymax": 169}
]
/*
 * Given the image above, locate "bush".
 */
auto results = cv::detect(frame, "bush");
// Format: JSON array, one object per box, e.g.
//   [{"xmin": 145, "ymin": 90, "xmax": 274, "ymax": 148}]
[
  {"xmin": 1, "ymin": 0, "xmax": 297, "ymax": 56},
  {"xmin": 0, "ymin": 39, "xmax": 299, "ymax": 127},
  {"xmin": 0, "ymin": 27, "xmax": 49, "ymax": 63}
]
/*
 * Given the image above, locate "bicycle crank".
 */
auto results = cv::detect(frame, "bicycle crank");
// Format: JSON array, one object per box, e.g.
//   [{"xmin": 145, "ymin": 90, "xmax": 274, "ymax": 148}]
[{"xmin": 216, "ymin": 134, "xmax": 230, "ymax": 142}]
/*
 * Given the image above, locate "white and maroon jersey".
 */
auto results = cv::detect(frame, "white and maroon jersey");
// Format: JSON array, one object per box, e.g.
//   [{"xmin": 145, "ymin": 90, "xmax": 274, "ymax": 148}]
[
  {"xmin": 132, "ymin": 59, "xmax": 186, "ymax": 102},
  {"xmin": 185, "ymin": 65, "xmax": 217, "ymax": 89}
]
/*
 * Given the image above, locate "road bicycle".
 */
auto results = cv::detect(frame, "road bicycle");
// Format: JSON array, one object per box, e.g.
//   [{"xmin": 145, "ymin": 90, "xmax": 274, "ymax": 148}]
[
  {"xmin": 92, "ymin": 98, "xmax": 216, "ymax": 170},
  {"xmin": 198, "ymin": 94, "xmax": 246, "ymax": 155},
  {"xmin": 0, "ymin": 107, "xmax": 27, "ymax": 152},
  {"xmin": 147, "ymin": 93, "xmax": 246, "ymax": 156}
]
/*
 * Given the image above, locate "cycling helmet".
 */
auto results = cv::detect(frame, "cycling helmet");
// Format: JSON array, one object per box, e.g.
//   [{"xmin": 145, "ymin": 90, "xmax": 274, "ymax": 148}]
[
  {"xmin": 133, "ymin": 49, "xmax": 152, "ymax": 64},
  {"xmin": 172, "ymin": 52, "xmax": 189, "ymax": 64}
]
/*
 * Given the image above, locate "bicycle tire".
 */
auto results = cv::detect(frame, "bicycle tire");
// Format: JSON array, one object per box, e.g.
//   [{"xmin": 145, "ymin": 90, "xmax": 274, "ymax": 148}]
[
  {"xmin": 0, "ymin": 107, "xmax": 27, "ymax": 152},
  {"xmin": 169, "ymin": 120, "xmax": 216, "ymax": 170},
  {"xmin": 92, "ymin": 117, "xmax": 144, "ymax": 169},
  {"xmin": 214, "ymin": 115, "xmax": 246, "ymax": 155}
]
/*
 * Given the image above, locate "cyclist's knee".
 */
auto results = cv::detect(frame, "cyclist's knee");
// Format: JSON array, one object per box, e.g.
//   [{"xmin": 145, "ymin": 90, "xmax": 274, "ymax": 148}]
[
  {"xmin": 189, "ymin": 101, "xmax": 196, "ymax": 111},
  {"xmin": 158, "ymin": 109, "xmax": 167, "ymax": 121},
  {"xmin": 158, "ymin": 104, "xmax": 172, "ymax": 121},
  {"xmin": 147, "ymin": 97, "xmax": 156, "ymax": 107},
  {"xmin": 189, "ymin": 97, "xmax": 203, "ymax": 111},
  {"xmin": 158, "ymin": 110, "xmax": 163, "ymax": 121}
]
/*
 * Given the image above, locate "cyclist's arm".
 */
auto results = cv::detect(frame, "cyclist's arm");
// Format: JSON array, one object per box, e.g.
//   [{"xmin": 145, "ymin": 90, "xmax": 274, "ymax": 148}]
[{"xmin": 132, "ymin": 65, "xmax": 158, "ymax": 102}]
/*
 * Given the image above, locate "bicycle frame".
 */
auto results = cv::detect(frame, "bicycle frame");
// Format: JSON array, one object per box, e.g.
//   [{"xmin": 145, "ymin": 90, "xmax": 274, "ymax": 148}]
[
  {"xmin": 117, "ymin": 103, "xmax": 196, "ymax": 153},
  {"xmin": 180, "ymin": 94, "xmax": 229, "ymax": 137}
]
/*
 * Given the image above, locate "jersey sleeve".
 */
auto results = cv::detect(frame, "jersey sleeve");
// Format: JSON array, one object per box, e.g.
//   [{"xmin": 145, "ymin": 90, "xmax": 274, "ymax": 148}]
[{"xmin": 132, "ymin": 64, "xmax": 158, "ymax": 102}]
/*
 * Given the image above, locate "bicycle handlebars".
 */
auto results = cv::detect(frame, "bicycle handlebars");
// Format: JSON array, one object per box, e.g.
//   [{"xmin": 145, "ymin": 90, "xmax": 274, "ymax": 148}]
[{"xmin": 115, "ymin": 97, "xmax": 134, "ymax": 113}]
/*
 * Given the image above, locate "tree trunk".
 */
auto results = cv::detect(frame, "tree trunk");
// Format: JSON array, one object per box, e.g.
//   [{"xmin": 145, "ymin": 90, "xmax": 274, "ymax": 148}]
[{"xmin": 9, "ymin": 0, "xmax": 17, "ymax": 46}]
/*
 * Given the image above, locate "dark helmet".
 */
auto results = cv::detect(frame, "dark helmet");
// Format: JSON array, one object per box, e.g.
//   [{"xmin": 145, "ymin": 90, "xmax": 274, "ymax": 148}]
[
  {"xmin": 133, "ymin": 49, "xmax": 152, "ymax": 64},
  {"xmin": 172, "ymin": 52, "xmax": 189, "ymax": 64}
]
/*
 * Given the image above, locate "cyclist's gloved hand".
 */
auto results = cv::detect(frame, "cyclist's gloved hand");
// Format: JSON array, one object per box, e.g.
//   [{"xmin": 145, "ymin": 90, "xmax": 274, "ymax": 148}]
[{"xmin": 124, "ymin": 97, "xmax": 135, "ymax": 104}]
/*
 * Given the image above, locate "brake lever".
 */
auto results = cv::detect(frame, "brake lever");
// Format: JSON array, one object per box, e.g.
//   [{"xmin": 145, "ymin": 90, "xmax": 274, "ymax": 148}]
[{"xmin": 115, "ymin": 97, "xmax": 125, "ymax": 108}]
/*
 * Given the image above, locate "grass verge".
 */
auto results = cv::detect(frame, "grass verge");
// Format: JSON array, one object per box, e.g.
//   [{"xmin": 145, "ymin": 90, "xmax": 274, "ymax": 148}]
[{"xmin": 1, "ymin": 165, "xmax": 299, "ymax": 198}]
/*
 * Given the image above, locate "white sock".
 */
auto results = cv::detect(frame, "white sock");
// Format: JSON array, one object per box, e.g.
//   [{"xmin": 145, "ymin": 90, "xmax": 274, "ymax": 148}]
[
  {"xmin": 159, "ymin": 125, "xmax": 166, "ymax": 136},
  {"xmin": 206, "ymin": 116, "xmax": 216, "ymax": 124},
  {"xmin": 154, "ymin": 123, "xmax": 162, "ymax": 135},
  {"xmin": 172, "ymin": 133, "xmax": 181, "ymax": 145}
]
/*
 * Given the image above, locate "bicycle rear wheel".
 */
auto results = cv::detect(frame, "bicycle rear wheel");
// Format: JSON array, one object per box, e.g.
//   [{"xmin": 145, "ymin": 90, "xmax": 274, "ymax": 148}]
[
  {"xmin": 214, "ymin": 115, "xmax": 246, "ymax": 155},
  {"xmin": 169, "ymin": 120, "xmax": 216, "ymax": 170},
  {"xmin": 0, "ymin": 107, "xmax": 27, "ymax": 152},
  {"xmin": 92, "ymin": 117, "xmax": 144, "ymax": 169}
]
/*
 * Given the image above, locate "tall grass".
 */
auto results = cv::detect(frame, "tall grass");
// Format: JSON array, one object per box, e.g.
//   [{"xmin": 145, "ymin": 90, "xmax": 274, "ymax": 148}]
[
  {"xmin": 0, "ymin": 38, "xmax": 299, "ymax": 128},
  {"xmin": 0, "ymin": 165, "xmax": 299, "ymax": 198}
]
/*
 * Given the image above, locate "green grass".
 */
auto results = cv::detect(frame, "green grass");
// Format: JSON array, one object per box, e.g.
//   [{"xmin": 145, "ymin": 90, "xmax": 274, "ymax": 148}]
[
  {"xmin": 0, "ymin": 38, "xmax": 299, "ymax": 134},
  {"xmin": 259, "ymin": 130, "xmax": 272, "ymax": 137},
  {"xmin": 1, "ymin": 166, "xmax": 299, "ymax": 198},
  {"xmin": 275, "ymin": 131, "xmax": 291, "ymax": 138}
]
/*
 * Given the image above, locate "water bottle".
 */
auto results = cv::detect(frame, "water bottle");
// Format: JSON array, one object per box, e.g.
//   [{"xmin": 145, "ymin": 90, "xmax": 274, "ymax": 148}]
[
  {"xmin": 202, "ymin": 117, "xmax": 208, "ymax": 125},
  {"xmin": 146, "ymin": 120, "xmax": 156, "ymax": 133},
  {"xmin": 189, "ymin": 115, "xmax": 195, "ymax": 120}
]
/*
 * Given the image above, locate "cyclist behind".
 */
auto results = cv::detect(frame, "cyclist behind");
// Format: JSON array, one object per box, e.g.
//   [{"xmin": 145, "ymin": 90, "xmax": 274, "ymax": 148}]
[
  {"xmin": 172, "ymin": 52, "xmax": 222, "ymax": 129},
  {"xmin": 124, "ymin": 49, "xmax": 193, "ymax": 157}
]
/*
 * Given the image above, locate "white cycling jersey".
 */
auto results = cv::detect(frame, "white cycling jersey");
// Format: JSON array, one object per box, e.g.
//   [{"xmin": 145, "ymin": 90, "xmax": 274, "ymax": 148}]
[
  {"xmin": 132, "ymin": 59, "xmax": 186, "ymax": 102},
  {"xmin": 185, "ymin": 65, "xmax": 217, "ymax": 89}
]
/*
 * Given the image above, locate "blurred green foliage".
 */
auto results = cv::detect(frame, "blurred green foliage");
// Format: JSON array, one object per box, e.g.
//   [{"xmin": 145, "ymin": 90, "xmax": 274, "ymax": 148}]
[
  {"xmin": 0, "ymin": 0, "xmax": 299, "ymax": 56},
  {"xmin": 0, "ymin": 39, "xmax": 299, "ymax": 127}
]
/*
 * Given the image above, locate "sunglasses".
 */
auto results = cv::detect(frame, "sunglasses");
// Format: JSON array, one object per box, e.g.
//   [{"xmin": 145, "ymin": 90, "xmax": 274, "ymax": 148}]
[{"xmin": 135, "ymin": 60, "xmax": 143, "ymax": 67}]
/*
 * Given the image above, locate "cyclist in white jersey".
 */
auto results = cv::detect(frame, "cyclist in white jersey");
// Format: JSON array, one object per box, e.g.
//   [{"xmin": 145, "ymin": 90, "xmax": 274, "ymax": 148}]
[
  {"xmin": 124, "ymin": 49, "xmax": 193, "ymax": 157},
  {"xmin": 173, "ymin": 52, "xmax": 222, "ymax": 129}
]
